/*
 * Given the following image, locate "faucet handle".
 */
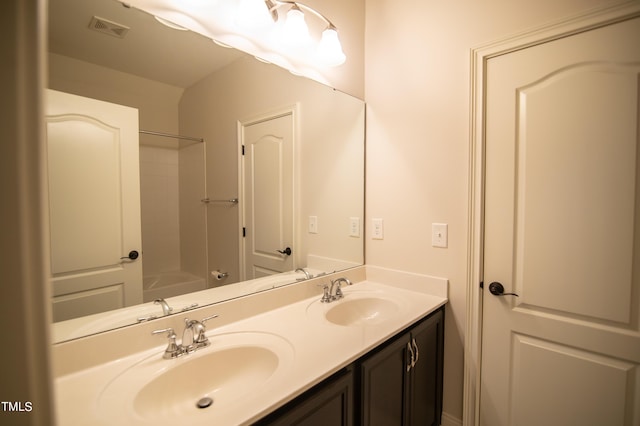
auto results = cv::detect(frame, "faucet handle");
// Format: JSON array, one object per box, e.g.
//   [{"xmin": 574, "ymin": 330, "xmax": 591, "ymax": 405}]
[
  {"xmin": 196, "ymin": 315, "xmax": 219, "ymax": 346},
  {"xmin": 151, "ymin": 328, "xmax": 183, "ymax": 359},
  {"xmin": 183, "ymin": 314, "xmax": 217, "ymax": 328},
  {"xmin": 151, "ymin": 327, "xmax": 175, "ymax": 337},
  {"xmin": 317, "ymin": 282, "xmax": 332, "ymax": 303}
]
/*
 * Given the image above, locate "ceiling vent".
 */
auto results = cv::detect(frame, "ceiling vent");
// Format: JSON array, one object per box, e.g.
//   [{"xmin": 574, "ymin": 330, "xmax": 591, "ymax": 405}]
[{"xmin": 88, "ymin": 16, "xmax": 130, "ymax": 39}]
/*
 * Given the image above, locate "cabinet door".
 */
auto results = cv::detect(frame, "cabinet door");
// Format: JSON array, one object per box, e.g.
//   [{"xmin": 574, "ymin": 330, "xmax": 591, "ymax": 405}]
[
  {"xmin": 258, "ymin": 368, "xmax": 353, "ymax": 426},
  {"xmin": 408, "ymin": 309, "xmax": 444, "ymax": 426},
  {"xmin": 359, "ymin": 334, "xmax": 410, "ymax": 426}
]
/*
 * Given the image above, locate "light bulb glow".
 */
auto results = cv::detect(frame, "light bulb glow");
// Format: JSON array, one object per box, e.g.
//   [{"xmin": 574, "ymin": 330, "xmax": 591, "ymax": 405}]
[
  {"xmin": 281, "ymin": 7, "xmax": 310, "ymax": 45},
  {"xmin": 317, "ymin": 27, "xmax": 345, "ymax": 66}
]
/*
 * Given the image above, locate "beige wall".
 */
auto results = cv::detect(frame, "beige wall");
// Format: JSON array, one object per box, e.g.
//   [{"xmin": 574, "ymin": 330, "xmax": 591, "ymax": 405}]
[
  {"xmin": 139, "ymin": 145, "xmax": 181, "ymax": 275},
  {"xmin": 178, "ymin": 142, "xmax": 208, "ymax": 280},
  {"xmin": 48, "ymin": 53, "xmax": 183, "ymax": 133},
  {"xmin": 364, "ymin": 0, "xmax": 626, "ymax": 421},
  {"xmin": 179, "ymin": 56, "xmax": 365, "ymax": 284}
]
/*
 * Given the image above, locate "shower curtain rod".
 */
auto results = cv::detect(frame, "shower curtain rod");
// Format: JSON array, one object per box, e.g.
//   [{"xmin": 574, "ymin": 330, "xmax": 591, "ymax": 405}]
[{"xmin": 139, "ymin": 129, "xmax": 204, "ymax": 143}]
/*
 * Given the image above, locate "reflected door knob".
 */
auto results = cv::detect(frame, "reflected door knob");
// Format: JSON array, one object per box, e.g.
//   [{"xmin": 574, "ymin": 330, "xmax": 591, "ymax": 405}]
[
  {"xmin": 276, "ymin": 247, "xmax": 292, "ymax": 256},
  {"xmin": 120, "ymin": 250, "xmax": 139, "ymax": 260},
  {"xmin": 488, "ymin": 281, "xmax": 519, "ymax": 297}
]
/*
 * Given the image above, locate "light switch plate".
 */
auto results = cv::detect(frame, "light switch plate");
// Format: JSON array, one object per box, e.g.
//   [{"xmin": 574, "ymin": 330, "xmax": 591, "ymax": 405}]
[
  {"xmin": 372, "ymin": 218, "xmax": 384, "ymax": 240},
  {"xmin": 432, "ymin": 223, "xmax": 448, "ymax": 248},
  {"xmin": 349, "ymin": 217, "xmax": 360, "ymax": 237}
]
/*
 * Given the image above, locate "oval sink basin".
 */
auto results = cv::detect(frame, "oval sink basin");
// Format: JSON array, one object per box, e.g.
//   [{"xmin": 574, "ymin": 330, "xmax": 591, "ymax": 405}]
[
  {"xmin": 307, "ymin": 291, "xmax": 405, "ymax": 327},
  {"xmin": 135, "ymin": 346, "xmax": 276, "ymax": 418},
  {"xmin": 97, "ymin": 332, "xmax": 294, "ymax": 422},
  {"xmin": 326, "ymin": 297, "xmax": 400, "ymax": 326}
]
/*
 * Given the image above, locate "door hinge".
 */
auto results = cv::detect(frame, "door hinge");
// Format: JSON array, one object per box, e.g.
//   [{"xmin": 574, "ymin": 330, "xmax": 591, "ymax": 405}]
[
  {"xmin": 480, "ymin": 281, "xmax": 484, "ymax": 289},
  {"xmin": 241, "ymin": 145, "xmax": 245, "ymax": 155},
  {"xmin": 242, "ymin": 227, "xmax": 246, "ymax": 237}
]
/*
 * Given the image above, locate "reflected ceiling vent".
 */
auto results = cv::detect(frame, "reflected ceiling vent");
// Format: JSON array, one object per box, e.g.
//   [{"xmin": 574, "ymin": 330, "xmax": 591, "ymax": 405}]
[{"xmin": 88, "ymin": 16, "xmax": 130, "ymax": 38}]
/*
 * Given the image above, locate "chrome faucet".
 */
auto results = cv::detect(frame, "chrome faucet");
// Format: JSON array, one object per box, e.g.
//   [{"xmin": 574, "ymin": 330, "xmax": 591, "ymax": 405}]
[
  {"xmin": 295, "ymin": 267, "xmax": 311, "ymax": 280},
  {"xmin": 154, "ymin": 298, "xmax": 173, "ymax": 316},
  {"xmin": 329, "ymin": 277, "xmax": 352, "ymax": 301},
  {"xmin": 182, "ymin": 315, "xmax": 218, "ymax": 351},
  {"xmin": 152, "ymin": 314, "xmax": 218, "ymax": 359},
  {"xmin": 319, "ymin": 277, "xmax": 352, "ymax": 303}
]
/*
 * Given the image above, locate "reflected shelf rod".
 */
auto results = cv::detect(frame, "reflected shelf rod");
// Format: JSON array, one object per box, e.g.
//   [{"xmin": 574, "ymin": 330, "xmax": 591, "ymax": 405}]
[{"xmin": 139, "ymin": 129, "xmax": 204, "ymax": 143}]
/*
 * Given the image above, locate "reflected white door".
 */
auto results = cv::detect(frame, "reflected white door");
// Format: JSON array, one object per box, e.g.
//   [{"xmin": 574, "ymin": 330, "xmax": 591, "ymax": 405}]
[
  {"xmin": 240, "ymin": 111, "xmax": 294, "ymax": 280},
  {"xmin": 481, "ymin": 16, "xmax": 640, "ymax": 425},
  {"xmin": 46, "ymin": 89, "xmax": 143, "ymax": 321}
]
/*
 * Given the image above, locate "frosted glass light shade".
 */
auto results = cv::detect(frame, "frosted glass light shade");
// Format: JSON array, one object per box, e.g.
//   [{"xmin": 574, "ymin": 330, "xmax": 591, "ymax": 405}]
[
  {"xmin": 236, "ymin": 0, "xmax": 273, "ymax": 29},
  {"xmin": 317, "ymin": 28, "xmax": 345, "ymax": 66},
  {"xmin": 281, "ymin": 8, "xmax": 310, "ymax": 45},
  {"xmin": 154, "ymin": 16, "xmax": 188, "ymax": 31}
]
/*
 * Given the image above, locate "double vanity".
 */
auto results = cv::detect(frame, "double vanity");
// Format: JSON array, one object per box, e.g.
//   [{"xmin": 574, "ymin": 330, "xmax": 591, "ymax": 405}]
[{"xmin": 53, "ymin": 266, "xmax": 447, "ymax": 425}]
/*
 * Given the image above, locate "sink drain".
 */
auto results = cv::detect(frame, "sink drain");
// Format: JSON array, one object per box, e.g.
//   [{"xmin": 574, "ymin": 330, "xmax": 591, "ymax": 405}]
[{"xmin": 196, "ymin": 397, "xmax": 214, "ymax": 409}]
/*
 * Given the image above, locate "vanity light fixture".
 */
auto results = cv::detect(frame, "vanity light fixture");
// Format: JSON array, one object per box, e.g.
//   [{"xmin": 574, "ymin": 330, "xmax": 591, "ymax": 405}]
[
  {"xmin": 280, "ymin": 3, "xmax": 310, "ymax": 45},
  {"xmin": 154, "ymin": 16, "xmax": 188, "ymax": 31},
  {"xmin": 122, "ymin": 0, "xmax": 346, "ymax": 75},
  {"xmin": 242, "ymin": 0, "xmax": 346, "ymax": 66},
  {"xmin": 236, "ymin": 0, "xmax": 274, "ymax": 29}
]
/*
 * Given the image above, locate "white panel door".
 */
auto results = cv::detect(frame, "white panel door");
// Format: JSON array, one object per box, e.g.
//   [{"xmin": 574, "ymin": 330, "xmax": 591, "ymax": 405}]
[
  {"xmin": 46, "ymin": 89, "xmax": 143, "ymax": 321},
  {"xmin": 241, "ymin": 111, "xmax": 294, "ymax": 280},
  {"xmin": 481, "ymin": 17, "xmax": 640, "ymax": 425}
]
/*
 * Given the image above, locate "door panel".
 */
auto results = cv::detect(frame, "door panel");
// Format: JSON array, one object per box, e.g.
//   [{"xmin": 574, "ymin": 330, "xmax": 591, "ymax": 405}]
[
  {"xmin": 510, "ymin": 334, "xmax": 635, "ymax": 426},
  {"xmin": 46, "ymin": 89, "xmax": 143, "ymax": 321},
  {"xmin": 515, "ymin": 63, "xmax": 637, "ymax": 324},
  {"xmin": 47, "ymin": 118, "xmax": 124, "ymax": 273},
  {"xmin": 481, "ymin": 16, "xmax": 640, "ymax": 425},
  {"xmin": 241, "ymin": 112, "xmax": 294, "ymax": 279}
]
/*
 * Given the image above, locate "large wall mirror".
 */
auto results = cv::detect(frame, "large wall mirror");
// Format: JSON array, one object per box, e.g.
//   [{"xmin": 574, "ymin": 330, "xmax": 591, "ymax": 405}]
[{"xmin": 48, "ymin": 0, "xmax": 364, "ymax": 343}]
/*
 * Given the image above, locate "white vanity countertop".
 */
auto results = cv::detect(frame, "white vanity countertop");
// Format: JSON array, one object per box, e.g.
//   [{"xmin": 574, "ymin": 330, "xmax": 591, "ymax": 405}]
[{"xmin": 54, "ymin": 275, "xmax": 447, "ymax": 426}]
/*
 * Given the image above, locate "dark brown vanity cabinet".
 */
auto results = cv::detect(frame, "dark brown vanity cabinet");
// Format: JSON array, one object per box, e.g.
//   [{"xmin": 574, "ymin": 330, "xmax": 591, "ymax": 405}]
[
  {"xmin": 256, "ymin": 307, "xmax": 444, "ymax": 426},
  {"xmin": 256, "ymin": 367, "xmax": 354, "ymax": 426},
  {"xmin": 358, "ymin": 308, "xmax": 444, "ymax": 426}
]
